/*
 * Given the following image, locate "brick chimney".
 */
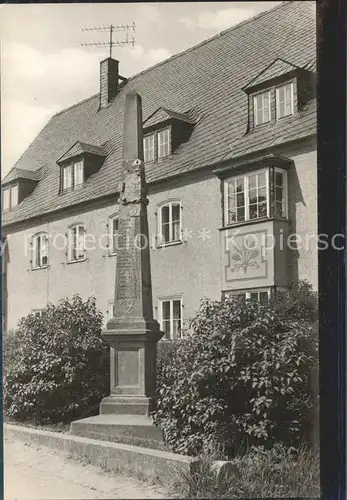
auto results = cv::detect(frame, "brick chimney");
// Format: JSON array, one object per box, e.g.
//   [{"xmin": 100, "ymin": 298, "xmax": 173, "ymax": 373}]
[{"xmin": 99, "ymin": 57, "xmax": 120, "ymax": 109}]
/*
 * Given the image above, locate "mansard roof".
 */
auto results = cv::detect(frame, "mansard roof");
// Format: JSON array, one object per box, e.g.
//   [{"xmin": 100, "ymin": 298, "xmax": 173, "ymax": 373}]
[{"xmin": 2, "ymin": 1, "xmax": 316, "ymax": 227}]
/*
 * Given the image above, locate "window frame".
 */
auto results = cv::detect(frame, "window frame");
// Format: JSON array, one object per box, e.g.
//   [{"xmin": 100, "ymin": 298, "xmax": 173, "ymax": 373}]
[
  {"xmin": 32, "ymin": 232, "xmax": 49, "ymax": 270},
  {"xmin": 143, "ymin": 126, "xmax": 171, "ymax": 163},
  {"xmin": 67, "ymin": 224, "xmax": 86, "ymax": 262},
  {"xmin": 158, "ymin": 297, "xmax": 183, "ymax": 340},
  {"xmin": 226, "ymin": 286, "xmax": 289, "ymax": 303},
  {"xmin": 61, "ymin": 159, "xmax": 84, "ymax": 192},
  {"xmin": 108, "ymin": 214, "xmax": 119, "ymax": 256},
  {"xmin": 253, "ymin": 90, "xmax": 271, "ymax": 126},
  {"xmin": 157, "ymin": 200, "xmax": 182, "ymax": 246},
  {"xmin": 157, "ymin": 127, "xmax": 171, "ymax": 159},
  {"xmin": 224, "ymin": 167, "xmax": 288, "ymax": 226},
  {"xmin": 274, "ymin": 167, "xmax": 288, "ymax": 219},
  {"xmin": 2, "ymin": 183, "xmax": 19, "ymax": 212},
  {"xmin": 228, "ymin": 288, "xmax": 271, "ymax": 303},
  {"xmin": 276, "ymin": 81, "xmax": 294, "ymax": 120},
  {"xmin": 143, "ymin": 133, "xmax": 155, "ymax": 163}
]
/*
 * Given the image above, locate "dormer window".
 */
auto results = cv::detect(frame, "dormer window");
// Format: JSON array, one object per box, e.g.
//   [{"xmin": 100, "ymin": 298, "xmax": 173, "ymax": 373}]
[
  {"xmin": 276, "ymin": 82, "xmax": 294, "ymax": 119},
  {"xmin": 143, "ymin": 127, "xmax": 171, "ymax": 163},
  {"xmin": 142, "ymin": 107, "xmax": 196, "ymax": 163},
  {"xmin": 254, "ymin": 91, "xmax": 271, "ymax": 126},
  {"xmin": 62, "ymin": 160, "xmax": 84, "ymax": 192},
  {"xmin": 243, "ymin": 58, "xmax": 315, "ymax": 132},
  {"xmin": 57, "ymin": 141, "xmax": 106, "ymax": 194},
  {"xmin": 2, "ymin": 184, "xmax": 18, "ymax": 212}
]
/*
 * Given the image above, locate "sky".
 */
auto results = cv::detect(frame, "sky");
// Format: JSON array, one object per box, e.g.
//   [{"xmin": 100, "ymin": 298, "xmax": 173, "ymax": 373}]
[{"xmin": 0, "ymin": 1, "xmax": 281, "ymax": 178}]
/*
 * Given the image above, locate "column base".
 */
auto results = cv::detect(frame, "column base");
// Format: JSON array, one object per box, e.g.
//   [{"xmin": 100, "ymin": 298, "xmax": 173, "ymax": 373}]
[{"xmin": 100, "ymin": 395, "xmax": 157, "ymax": 416}]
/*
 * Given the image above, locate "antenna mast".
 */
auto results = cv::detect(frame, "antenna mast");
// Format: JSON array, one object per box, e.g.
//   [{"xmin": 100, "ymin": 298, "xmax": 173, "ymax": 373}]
[{"xmin": 81, "ymin": 22, "xmax": 136, "ymax": 58}]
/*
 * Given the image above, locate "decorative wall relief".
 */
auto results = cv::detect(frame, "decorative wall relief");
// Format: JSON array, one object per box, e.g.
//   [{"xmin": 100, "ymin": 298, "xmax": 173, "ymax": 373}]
[
  {"xmin": 228, "ymin": 234, "xmax": 260, "ymax": 274},
  {"xmin": 224, "ymin": 228, "xmax": 269, "ymax": 284}
]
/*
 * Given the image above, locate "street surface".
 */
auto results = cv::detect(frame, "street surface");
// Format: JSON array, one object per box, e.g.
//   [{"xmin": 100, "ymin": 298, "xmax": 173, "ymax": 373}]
[{"xmin": 4, "ymin": 437, "xmax": 168, "ymax": 499}]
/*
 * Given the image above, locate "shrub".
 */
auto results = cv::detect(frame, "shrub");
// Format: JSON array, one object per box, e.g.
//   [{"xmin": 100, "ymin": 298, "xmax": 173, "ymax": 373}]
[
  {"xmin": 153, "ymin": 282, "xmax": 318, "ymax": 457},
  {"xmin": 3, "ymin": 295, "xmax": 109, "ymax": 424}
]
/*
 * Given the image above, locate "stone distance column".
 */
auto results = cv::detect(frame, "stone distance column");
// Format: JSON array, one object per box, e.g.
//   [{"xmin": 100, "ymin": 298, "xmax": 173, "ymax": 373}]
[{"xmin": 100, "ymin": 91, "xmax": 164, "ymax": 417}]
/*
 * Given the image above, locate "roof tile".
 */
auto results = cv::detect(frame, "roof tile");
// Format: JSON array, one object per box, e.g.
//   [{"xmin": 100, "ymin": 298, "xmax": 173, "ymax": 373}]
[{"xmin": 2, "ymin": 1, "xmax": 316, "ymax": 227}]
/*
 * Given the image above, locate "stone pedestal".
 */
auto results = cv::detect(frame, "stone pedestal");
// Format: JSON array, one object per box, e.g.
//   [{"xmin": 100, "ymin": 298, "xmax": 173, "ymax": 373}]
[{"xmin": 100, "ymin": 321, "xmax": 163, "ymax": 416}]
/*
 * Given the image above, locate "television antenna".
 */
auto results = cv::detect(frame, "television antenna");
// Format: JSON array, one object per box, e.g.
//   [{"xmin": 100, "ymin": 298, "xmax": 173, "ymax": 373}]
[{"xmin": 81, "ymin": 23, "xmax": 136, "ymax": 58}]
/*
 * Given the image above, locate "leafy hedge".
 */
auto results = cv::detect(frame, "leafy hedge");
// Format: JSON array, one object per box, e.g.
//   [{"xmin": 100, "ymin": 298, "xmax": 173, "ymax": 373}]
[
  {"xmin": 154, "ymin": 281, "xmax": 318, "ymax": 457},
  {"xmin": 3, "ymin": 295, "xmax": 109, "ymax": 424}
]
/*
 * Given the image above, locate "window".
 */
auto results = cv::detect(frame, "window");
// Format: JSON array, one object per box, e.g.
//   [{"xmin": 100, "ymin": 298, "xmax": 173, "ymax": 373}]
[
  {"xmin": 158, "ymin": 201, "xmax": 181, "ymax": 245},
  {"xmin": 2, "ymin": 184, "xmax": 19, "ymax": 211},
  {"xmin": 253, "ymin": 91, "xmax": 271, "ymax": 126},
  {"xmin": 158, "ymin": 128, "xmax": 170, "ymax": 158},
  {"xmin": 32, "ymin": 233, "xmax": 48, "ymax": 269},
  {"xmin": 224, "ymin": 168, "xmax": 287, "ymax": 225},
  {"xmin": 143, "ymin": 128, "xmax": 171, "ymax": 163},
  {"xmin": 225, "ymin": 170, "xmax": 269, "ymax": 224},
  {"xmin": 62, "ymin": 160, "xmax": 84, "ymax": 191},
  {"xmin": 276, "ymin": 82, "xmax": 294, "ymax": 119},
  {"xmin": 3, "ymin": 188, "xmax": 10, "ymax": 211},
  {"xmin": 68, "ymin": 225, "xmax": 85, "ymax": 262},
  {"xmin": 109, "ymin": 215, "xmax": 119, "ymax": 255},
  {"xmin": 74, "ymin": 161, "xmax": 84, "ymax": 187},
  {"xmin": 144, "ymin": 134, "xmax": 155, "ymax": 163},
  {"xmin": 159, "ymin": 298, "xmax": 182, "ymax": 339},
  {"xmin": 274, "ymin": 168, "xmax": 287, "ymax": 217},
  {"xmin": 230, "ymin": 289, "xmax": 270, "ymax": 304}
]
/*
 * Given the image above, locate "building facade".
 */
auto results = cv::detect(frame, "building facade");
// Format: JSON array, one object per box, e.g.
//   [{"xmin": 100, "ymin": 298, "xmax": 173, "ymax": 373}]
[{"xmin": 2, "ymin": 1, "xmax": 317, "ymax": 338}]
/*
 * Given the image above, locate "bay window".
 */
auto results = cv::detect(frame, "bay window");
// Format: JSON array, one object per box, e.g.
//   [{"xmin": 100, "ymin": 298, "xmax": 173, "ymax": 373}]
[
  {"xmin": 224, "ymin": 167, "xmax": 287, "ymax": 225},
  {"xmin": 230, "ymin": 289, "xmax": 270, "ymax": 304}
]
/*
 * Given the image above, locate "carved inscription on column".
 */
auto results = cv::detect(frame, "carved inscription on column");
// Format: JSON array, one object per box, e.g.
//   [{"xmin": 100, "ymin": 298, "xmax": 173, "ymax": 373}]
[{"xmin": 114, "ymin": 160, "xmax": 146, "ymax": 318}]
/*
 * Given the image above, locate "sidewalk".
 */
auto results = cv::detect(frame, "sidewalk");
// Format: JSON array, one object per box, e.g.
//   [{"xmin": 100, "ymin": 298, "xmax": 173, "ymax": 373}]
[{"xmin": 4, "ymin": 436, "xmax": 168, "ymax": 499}]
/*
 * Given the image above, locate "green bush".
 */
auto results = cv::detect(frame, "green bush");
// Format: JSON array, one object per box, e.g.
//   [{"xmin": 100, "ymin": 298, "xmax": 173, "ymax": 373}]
[
  {"xmin": 3, "ymin": 295, "xmax": 109, "ymax": 424},
  {"xmin": 153, "ymin": 282, "xmax": 318, "ymax": 457}
]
